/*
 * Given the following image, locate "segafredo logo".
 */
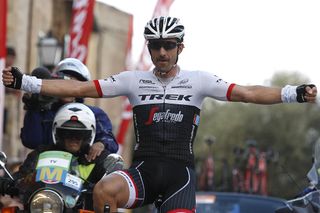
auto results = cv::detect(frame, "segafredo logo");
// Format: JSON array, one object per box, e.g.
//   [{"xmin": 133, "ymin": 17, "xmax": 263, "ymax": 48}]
[{"xmin": 145, "ymin": 107, "xmax": 184, "ymax": 125}]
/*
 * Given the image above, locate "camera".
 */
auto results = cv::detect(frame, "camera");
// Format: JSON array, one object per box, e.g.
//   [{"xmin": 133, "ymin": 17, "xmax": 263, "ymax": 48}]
[{"xmin": 22, "ymin": 93, "xmax": 58, "ymax": 111}]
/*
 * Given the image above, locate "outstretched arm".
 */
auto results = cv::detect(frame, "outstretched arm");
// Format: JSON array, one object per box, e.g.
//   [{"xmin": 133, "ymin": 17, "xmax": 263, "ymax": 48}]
[
  {"xmin": 2, "ymin": 67, "xmax": 100, "ymax": 98},
  {"xmin": 41, "ymin": 78, "xmax": 99, "ymax": 98},
  {"xmin": 230, "ymin": 84, "xmax": 317, "ymax": 104}
]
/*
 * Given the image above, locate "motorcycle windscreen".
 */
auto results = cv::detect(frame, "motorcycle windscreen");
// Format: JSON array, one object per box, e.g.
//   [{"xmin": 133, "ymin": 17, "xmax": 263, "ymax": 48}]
[{"xmin": 33, "ymin": 150, "xmax": 84, "ymax": 208}]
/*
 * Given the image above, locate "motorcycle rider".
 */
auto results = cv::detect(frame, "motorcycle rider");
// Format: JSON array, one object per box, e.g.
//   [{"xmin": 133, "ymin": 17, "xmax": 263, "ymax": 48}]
[
  {"xmin": 21, "ymin": 58, "xmax": 118, "ymax": 161},
  {"xmin": 0, "ymin": 102, "xmax": 124, "ymax": 210}
]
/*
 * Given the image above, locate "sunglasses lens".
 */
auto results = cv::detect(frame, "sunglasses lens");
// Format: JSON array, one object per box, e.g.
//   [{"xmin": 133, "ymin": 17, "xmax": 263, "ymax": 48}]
[
  {"xmin": 148, "ymin": 41, "xmax": 178, "ymax": 50},
  {"xmin": 148, "ymin": 42, "xmax": 162, "ymax": 50},
  {"xmin": 57, "ymin": 128, "xmax": 91, "ymax": 140},
  {"xmin": 163, "ymin": 42, "xmax": 177, "ymax": 50}
]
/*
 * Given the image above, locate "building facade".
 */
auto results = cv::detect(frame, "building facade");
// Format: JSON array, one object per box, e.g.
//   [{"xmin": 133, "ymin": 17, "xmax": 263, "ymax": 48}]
[{"xmin": 3, "ymin": 0, "xmax": 133, "ymax": 163}]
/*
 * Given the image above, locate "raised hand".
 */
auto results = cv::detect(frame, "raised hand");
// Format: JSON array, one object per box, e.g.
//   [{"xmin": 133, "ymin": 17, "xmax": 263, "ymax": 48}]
[
  {"xmin": 2, "ymin": 67, "xmax": 23, "ymax": 89},
  {"xmin": 296, "ymin": 84, "xmax": 317, "ymax": 103}
]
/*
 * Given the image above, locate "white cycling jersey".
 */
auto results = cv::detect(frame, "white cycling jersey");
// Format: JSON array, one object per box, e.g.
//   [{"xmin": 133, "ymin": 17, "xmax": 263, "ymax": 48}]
[{"xmin": 94, "ymin": 69, "xmax": 235, "ymax": 166}]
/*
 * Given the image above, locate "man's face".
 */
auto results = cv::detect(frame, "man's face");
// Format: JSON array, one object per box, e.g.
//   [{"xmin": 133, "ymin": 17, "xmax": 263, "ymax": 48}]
[
  {"xmin": 64, "ymin": 137, "xmax": 83, "ymax": 154},
  {"xmin": 148, "ymin": 39, "xmax": 183, "ymax": 73}
]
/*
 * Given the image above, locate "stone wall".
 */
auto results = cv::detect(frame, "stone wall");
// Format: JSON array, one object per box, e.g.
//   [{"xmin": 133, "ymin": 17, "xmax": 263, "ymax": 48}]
[{"xmin": 3, "ymin": 0, "xmax": 132, "ymax": 163}]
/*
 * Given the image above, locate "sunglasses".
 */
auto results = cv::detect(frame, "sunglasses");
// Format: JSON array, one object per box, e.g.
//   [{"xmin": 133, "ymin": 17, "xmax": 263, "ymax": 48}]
[{"xmin": 148, "ymin": 41, "xmax": 179, "ymax": 51}]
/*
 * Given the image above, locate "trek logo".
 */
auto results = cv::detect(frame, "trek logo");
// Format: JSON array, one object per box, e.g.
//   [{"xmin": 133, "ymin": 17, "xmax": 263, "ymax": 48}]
[
  {"xmin": 139, "ymin": 94, "xmax": 192, "ymax": 101},
  {"xmin": 145, "ymin": 107, "xmax": 184, "ymax": 125}
]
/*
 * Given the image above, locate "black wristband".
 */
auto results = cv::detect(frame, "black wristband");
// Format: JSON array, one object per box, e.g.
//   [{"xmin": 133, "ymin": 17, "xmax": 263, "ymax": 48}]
[{"xmin": 296, "ymin": 84, "xmax": 315, "ymax": 103}]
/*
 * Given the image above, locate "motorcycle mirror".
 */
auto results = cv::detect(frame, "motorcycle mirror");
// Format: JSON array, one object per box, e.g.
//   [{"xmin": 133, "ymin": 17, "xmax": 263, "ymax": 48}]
[
  {"xmin": 306, "ymin": 140, "xmax": 320, "ymax": 186},
  {"xmin": 0, "ymin": 152, "xmax": 14, "ymax": 181},
  {"xmin": 0, "ymin": 151, "xmax": 7, "ymax": 166},
  {"xmin": 314, "ymin": 139, "xmax": 320, "ymax": 166}
]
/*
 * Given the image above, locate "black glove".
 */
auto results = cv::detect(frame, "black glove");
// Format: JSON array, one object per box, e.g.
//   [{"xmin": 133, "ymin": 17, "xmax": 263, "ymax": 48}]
[
  {"xmin": 7, "ymin": 67, "xmax": 23, "ymax": 89},
  {"xmin": 103, "ymin": 154, "xmax": 125, "ymax": 175},
  {"xmin": 296, "ymin": 84, "xmax": 316, "ymax": 103},
  {"xmin": 0, "ymin": 177, "xmax": 18, "ymax": 196}
]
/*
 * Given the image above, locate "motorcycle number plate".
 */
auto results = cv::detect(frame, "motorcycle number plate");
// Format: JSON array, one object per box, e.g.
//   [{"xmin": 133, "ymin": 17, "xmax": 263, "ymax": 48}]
[{"xmin": 64, "ymin": 173, "xmax": 83, "ymax": 191}]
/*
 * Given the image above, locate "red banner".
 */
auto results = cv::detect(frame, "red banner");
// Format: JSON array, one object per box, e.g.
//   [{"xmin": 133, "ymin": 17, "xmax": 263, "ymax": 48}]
[
  {"xmin": 67, "ymin": 0, "xmax": 95, "ymax": 64},
  {"xmin": 152, "ymin": 0, "xmax": 175, "ymax": 19},
  {"xmin": 116, "ymin": 16, "xmax": 134, "ymax": 153},
  {"xmin": 0, "ymin": 0, "xmax": 7, "ymax": 148}
]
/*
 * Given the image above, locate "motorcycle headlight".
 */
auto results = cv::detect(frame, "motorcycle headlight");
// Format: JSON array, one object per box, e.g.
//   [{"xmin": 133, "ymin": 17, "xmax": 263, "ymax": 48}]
[{"xmin": 30, "ymin": 189, "xmax": 64, "ymax": 213}]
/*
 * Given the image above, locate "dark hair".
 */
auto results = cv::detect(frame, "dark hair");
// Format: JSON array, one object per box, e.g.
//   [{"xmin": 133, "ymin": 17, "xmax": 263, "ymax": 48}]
[
  {"xmin": 31, "ymin": 67, "xmax": 52, "ymax": 79},
  {"xmin": 6, "ymin": 46, "xmax": 16, "ymax": 57}
]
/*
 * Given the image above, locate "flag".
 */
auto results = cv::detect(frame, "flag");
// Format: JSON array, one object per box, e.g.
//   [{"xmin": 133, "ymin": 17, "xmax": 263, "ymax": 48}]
[
  {"xmin": 0, "ymin": 0, "xmax": 7, "ymax": 149},
  {"xmin": 116, "ymin": 15, "xmax": 133, "ymax": 154},
  {"xmin": 67, "ymin": 0, "xmax": 95, "ymax": 64}
]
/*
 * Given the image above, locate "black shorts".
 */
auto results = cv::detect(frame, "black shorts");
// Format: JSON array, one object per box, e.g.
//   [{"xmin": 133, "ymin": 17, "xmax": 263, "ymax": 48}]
[{"xmin": 114, "ymin": 158, "xmax": 196, "ymax": 212}]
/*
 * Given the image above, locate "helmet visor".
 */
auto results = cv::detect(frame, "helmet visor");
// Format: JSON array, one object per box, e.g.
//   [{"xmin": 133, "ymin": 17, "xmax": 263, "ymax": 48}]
[{"xmin": 56, "ymin": 128, "xmax": 91, "ymax": 141}]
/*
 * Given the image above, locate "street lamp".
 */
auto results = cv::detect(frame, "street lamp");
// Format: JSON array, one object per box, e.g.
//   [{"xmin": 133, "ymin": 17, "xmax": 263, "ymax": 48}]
[{"xmin": 37, "ymin": 33, "xmax": 62, "ymax": 71}]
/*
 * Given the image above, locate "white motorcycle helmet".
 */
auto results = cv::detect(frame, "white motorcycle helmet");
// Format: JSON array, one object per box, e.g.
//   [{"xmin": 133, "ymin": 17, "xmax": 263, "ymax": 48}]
[
  {"xmin": 52, "ymin": 103, "xmax": 96, "ymax": 147},
  {"xmin": 55, "ymin": 58, "xmax": 91, "ymax": 81},
  {"xmin": 144, "ymin": 16, "xmax": 185, "ymax": 42}
]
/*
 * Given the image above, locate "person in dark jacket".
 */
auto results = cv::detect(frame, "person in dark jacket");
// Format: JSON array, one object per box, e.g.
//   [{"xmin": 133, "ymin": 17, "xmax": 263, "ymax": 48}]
[{"xmin": 20, "ymin": 58, "xmax": 118, "ymax": 161}]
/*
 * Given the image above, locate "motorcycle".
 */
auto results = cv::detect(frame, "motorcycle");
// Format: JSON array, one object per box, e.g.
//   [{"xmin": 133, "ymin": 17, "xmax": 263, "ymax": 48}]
[
  {"xmin": 0, "ymin": 150, "xmax": 123, "ymax": 213},
  {"xmin": 275, "ymin": 139, "xmax": 320, "ymax": 213}
]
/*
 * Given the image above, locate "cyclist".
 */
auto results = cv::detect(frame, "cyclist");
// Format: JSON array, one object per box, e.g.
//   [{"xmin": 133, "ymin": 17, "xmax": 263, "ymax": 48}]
[{"xmin": 2, "ymin": 16, "xmax": 318, "ymax": 213}]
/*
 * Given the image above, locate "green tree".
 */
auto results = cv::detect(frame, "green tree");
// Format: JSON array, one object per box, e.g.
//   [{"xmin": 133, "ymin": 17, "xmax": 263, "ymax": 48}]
[{"xmin": 194, "ymin": 71, "xmax": 320, "ymax": 198}]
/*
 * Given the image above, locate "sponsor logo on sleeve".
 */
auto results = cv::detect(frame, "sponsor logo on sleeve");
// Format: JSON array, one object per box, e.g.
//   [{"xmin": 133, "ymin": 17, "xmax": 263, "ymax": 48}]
[{"xmin": 104, "ymin": 76, "xmax": 116, "ymax": 82}]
